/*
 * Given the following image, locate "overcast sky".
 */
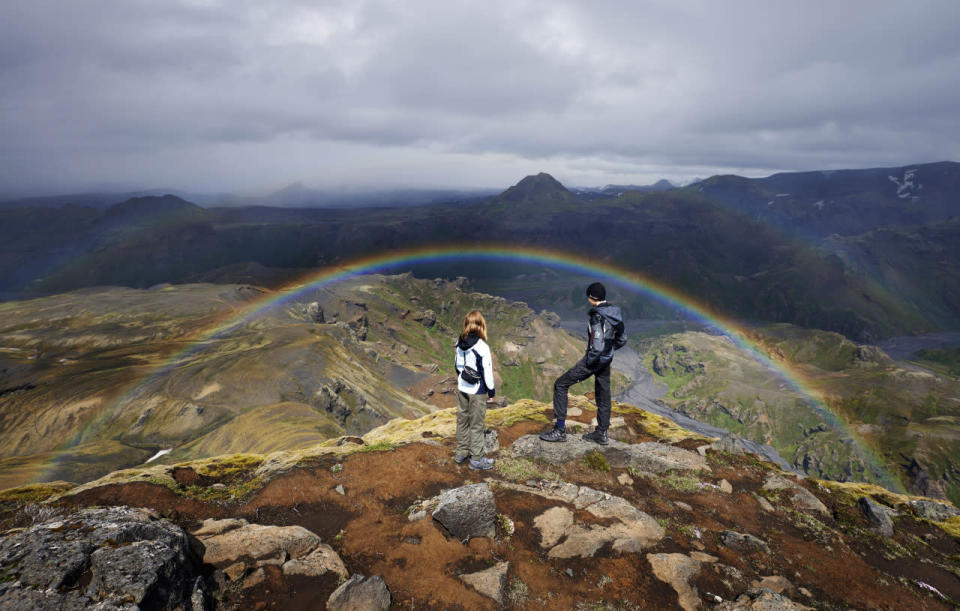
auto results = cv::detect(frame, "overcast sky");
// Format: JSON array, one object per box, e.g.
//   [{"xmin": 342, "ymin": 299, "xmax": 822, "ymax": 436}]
[{"xmin": 2, "ymin": 0, "xmax": 959, "ymax": 196}]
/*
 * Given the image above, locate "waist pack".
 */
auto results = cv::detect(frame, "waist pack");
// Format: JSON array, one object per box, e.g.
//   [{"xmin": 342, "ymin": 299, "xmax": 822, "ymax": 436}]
[{"xmin": 459, "ymin": 348, "xmax": 482, "ymax": 384}]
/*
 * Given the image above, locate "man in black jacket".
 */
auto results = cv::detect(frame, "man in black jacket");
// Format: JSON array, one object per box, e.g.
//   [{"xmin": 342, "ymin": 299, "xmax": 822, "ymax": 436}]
[{"xmin": 540, "ymin": 282, "xmax": 626, "ymax": 445}]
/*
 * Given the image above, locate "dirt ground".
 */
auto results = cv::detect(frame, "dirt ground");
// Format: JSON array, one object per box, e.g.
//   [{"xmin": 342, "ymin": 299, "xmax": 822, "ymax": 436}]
[{"xmin": 7, "ymin": 414, "xmax": 957, "ymax": 610}]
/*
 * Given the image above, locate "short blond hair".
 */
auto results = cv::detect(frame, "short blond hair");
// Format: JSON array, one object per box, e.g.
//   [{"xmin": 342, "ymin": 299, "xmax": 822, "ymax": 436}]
[{"xmin": 460, "ymin": 310, "xmax": 487, "ymax": 341}]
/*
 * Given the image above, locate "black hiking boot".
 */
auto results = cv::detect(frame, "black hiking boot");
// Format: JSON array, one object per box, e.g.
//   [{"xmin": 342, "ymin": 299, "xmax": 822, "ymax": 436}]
[
  {"xmin": 583, "ymin": 429, "xmax": 609, "ymax": 445},
  {"xmin": 539, "ymin": 427, "xmax": 567, "ymax": 442}
]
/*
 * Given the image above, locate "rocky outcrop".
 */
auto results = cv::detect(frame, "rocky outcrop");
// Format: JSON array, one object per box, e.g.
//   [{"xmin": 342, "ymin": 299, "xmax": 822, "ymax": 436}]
[
  {"xmin": 721, "ymin": 530, "xmax": 771, "ymax": 554},
  {"xmin": 910, "ymin": 499, "xmax": 960, "ymax": 522},
  {"xmin": 511, "ymin": 434, "xmax": 709, "ymax": 474},
  {"xmin": 327, "ymin": 574, "xmax": 391, "ymax": 611},
  {"xmin": 0, "ymin": 506, "xmax": 205, "ymax": 610},
  {"xmin": 191, "ymin": 518, "xmax": 346, "ymax": 585}
]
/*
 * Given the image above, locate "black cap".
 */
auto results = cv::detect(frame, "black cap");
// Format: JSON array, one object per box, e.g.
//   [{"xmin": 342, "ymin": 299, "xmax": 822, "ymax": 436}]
[{"xmin": 586, "ymin": 282, "xmax": 606, "ymax": 301}]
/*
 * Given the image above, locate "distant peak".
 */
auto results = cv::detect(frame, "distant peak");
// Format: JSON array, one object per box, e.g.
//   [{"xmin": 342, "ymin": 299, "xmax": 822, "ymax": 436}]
[{"xmin": 493, "ymin": 172, "xmax": 576, "ymax": 204}]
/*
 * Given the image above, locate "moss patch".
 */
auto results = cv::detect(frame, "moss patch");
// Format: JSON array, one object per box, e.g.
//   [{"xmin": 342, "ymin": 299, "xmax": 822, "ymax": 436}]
[{"xmin": 0, "ymin": 481, "xmax": 76, "ymax": 503}]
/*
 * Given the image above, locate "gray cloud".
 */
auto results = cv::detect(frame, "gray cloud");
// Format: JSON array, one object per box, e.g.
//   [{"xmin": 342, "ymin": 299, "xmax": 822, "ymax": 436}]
[{"xmin": 1, "ymin": 0, "xmax": 959, "ymax": 196}]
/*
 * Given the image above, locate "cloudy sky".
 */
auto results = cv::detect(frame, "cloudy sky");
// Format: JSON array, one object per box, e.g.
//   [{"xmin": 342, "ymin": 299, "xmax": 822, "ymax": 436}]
[{"xmin": 2, "ymin": 0, "xmax": 959, "ymax": 196}]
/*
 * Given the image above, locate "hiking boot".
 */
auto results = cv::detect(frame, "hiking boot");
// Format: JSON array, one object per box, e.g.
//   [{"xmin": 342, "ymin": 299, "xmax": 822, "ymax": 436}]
[
  {"xmin": 583, "ymin": 429, "xmax": 609, "ymax": 445},
  {"xmin": 454, "ymin": 453, "xmax": 470, "ymax": 464},
  {"xmin": 468, "ymin": 457, "xmax": 494, "ymax": 471},
  {"xmin": 539, "ymin": 427, "xmax": 567, "ymax": 442}
]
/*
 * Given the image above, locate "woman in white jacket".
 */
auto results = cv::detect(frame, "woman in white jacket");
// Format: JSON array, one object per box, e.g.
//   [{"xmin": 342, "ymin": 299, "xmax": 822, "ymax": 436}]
[{"xmin": 453, "ymin": 310, "xmax": 496, "ymax": 470}]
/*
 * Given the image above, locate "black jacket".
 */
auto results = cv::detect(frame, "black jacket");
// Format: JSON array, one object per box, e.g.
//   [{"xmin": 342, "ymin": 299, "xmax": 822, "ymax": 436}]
[{"xmin": 584, "ymin": 303, "xmax": 626, "ymax": 369}]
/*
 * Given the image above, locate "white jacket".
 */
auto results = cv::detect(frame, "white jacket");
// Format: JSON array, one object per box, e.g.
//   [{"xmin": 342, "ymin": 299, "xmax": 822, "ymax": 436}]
[{"xmin": 455, "ymin": 337, "xmax": 495, "ymax": 395}]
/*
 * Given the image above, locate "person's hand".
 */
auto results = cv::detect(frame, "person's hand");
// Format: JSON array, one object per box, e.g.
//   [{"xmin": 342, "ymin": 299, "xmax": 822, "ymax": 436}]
[{"xmin": 487, "ymin": 397, "xmax": 496, "ymax": 403}]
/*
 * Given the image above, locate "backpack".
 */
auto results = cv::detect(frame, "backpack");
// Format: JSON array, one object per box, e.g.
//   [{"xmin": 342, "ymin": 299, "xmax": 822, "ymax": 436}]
[{"xmin": 459, "ymin": 349, "xmax": 482, "ymax": 384}]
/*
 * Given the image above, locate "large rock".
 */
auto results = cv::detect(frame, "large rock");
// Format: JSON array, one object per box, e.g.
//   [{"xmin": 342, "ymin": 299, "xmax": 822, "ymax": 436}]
[
  {"xmin": 763, "ymin": 474, "xmax": 829, "ymax": 515},
  {"xmin": 910, "ymin": 499, "xmax": 960, "ymax": 522},
  {"xmin": 511, "ymin": 435, "xmax": 708, "ymax": 474},
  {"xmin": 715, "ymin": 587, "xmax": 814, "ymax": 610},
  {"xmin": 858, "ymin": 497, "xmax": 895, "ymax": 537},
  {"xmin": 432, "ymin": 483, "xmax": 497, "ymax": 541},
  {"xmin": 192, "ymin": 518, "xmax": 346, "ymax": 582},
  {"xmin": 194, "ymin": 520, "xmax": 321, "ymax": 566},
  {"xmin": 327, "ymin": 574, "xmax": 391, "ymax": 611},
  {"xmin": 460, "ymin": 561, "xmax": 509, "ymax": 603},
  {"xmin": 0, "ymin": 506, "xmax": 204, "ymax": 610},
  {"xmin": 721, "ymin": 530, "xmax": 771, "ymax": 555}
]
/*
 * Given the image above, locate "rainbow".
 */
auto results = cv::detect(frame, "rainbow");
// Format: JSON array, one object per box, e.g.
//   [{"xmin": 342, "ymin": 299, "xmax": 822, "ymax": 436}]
[{"xmin": 48, "ymin": 245, "xmax": 904, "ymax": 490}]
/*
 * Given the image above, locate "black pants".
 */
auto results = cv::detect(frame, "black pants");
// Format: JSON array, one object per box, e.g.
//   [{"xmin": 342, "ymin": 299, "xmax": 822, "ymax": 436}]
[{"xmin": 553, "ymin": 357, "xmax": 611, "ymax": 430}]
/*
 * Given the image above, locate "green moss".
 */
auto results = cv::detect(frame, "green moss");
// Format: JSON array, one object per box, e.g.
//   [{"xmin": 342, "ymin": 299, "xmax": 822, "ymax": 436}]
[
  {"xmin": 0, "ymin": 481, "xmax": 76, "ymax": 503},
  {"xmin": 191, "ymin": 454, "xmax": 264, "ymax": 479},
  {"xmin": 494, "ymin": 457, "xmax": 559, "ymax": 481},
  {"xmin": 583, "ymin": 452, "xmax": 610, "ymax": 472},
  {"xmin": 350, "ymin": 440, "xmax": 394, "ymax": 454}
]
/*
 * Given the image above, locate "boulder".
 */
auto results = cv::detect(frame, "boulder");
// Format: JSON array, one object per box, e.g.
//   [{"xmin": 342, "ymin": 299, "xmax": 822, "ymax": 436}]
[
  {"xmin": 720, "ymin": 530, "xmax": 771, "ymax": 554},
  {"xmin": 0, "ymin": 506, "xmax": 204, "ymax": 611},
  {"xmin": 282, "ymin": 544, "xmax": 348, "ymax": 579},
  {"xmin": 857, "ymin": 497, "xmax": 895, "ymax": 537},
  {"xmin": 327, "ymin": 574, "xmax": 391, "ymax": 611},
  {"xmin": 763, "ymin": 474, "xmax": 829, "ymax": 515},
  {"xmin": 432, "ymin": 483, "xmax": 497, "ymax": 541},
  {"xmin": 460, "ymin": 561, "xmax": 509, "ymax": 603}
]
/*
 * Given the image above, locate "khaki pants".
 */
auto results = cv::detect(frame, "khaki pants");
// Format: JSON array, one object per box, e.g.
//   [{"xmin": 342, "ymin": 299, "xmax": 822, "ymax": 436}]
[{"xmin": 455, "ymin": 391, "xmax": 487, "ymax": 458}]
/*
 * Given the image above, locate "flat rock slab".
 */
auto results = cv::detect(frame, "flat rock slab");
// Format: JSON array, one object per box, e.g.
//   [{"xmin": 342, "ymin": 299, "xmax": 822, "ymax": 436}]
[
  {"xmin": 527, "ymin": 482, "xmax": 665, "ymax": 558},
  {"xmin": 763, "ymin": 474, "xmax": 829, "ymax": 516},
  {"xmin": 511, "ymin": 435, "xmax": 709, "ymax": 474},
  {"xmin": 460, "ymin": 561, "xmax": 509, "ymax": 603},
  {"xmin": 647, "ymin": 553, "xmax": 712, "ymax": 611}
]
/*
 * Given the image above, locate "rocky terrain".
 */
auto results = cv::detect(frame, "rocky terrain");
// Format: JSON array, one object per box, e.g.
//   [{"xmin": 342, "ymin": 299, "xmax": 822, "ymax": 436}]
[
  {"xmin": 642, "ymin": 326, "xmax": 960, "ymax": 507},
  {"xmin": 0, "ymin": 275, "xmax": 585, "ymax": 489},
  {"xmin": 2, "ymin": 397, "xmax": 958, "ymax": 609}
]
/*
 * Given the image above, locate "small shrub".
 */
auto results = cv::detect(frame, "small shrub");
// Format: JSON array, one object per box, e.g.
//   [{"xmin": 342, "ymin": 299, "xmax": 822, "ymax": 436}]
[
  {"xmin": 661, "ymin": 471, "xmax": 699, "ymax": 493},
  {"xmin": 583, "ymin": 452, "xmax": 610, "ymax": 472},
  {"xmin": 351, "ymin": 440, "xmax": 394, "ymax": 454}
]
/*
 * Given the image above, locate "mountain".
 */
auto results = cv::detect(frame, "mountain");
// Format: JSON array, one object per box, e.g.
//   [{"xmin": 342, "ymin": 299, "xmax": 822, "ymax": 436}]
[
  {"xmin": 685, "ymin": 160, "xmax": 960, "ymax": 239},
  {"xmin": 0, "ymin": 172, "xmax": 944, "ymax": 340},
  {"xmin": 489, "ymin": 172, "xmax": 580, "ymax": 205}
]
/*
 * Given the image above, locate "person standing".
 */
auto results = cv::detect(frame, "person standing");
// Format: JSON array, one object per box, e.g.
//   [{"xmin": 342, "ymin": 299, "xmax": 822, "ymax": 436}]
[
  {"xmin": 454, "ymin": 310, "xmax": 497, "ymax": 470},
  {"xmin": 540, "ymin": 282, "xmax": 626, "ymax": 445}
]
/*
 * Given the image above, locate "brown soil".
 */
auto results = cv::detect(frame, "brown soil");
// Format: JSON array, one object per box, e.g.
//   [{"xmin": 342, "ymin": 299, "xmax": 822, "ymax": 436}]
[{"xmin": 23, "ymin": 429, "xmax": 958, "ymax": 610}]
